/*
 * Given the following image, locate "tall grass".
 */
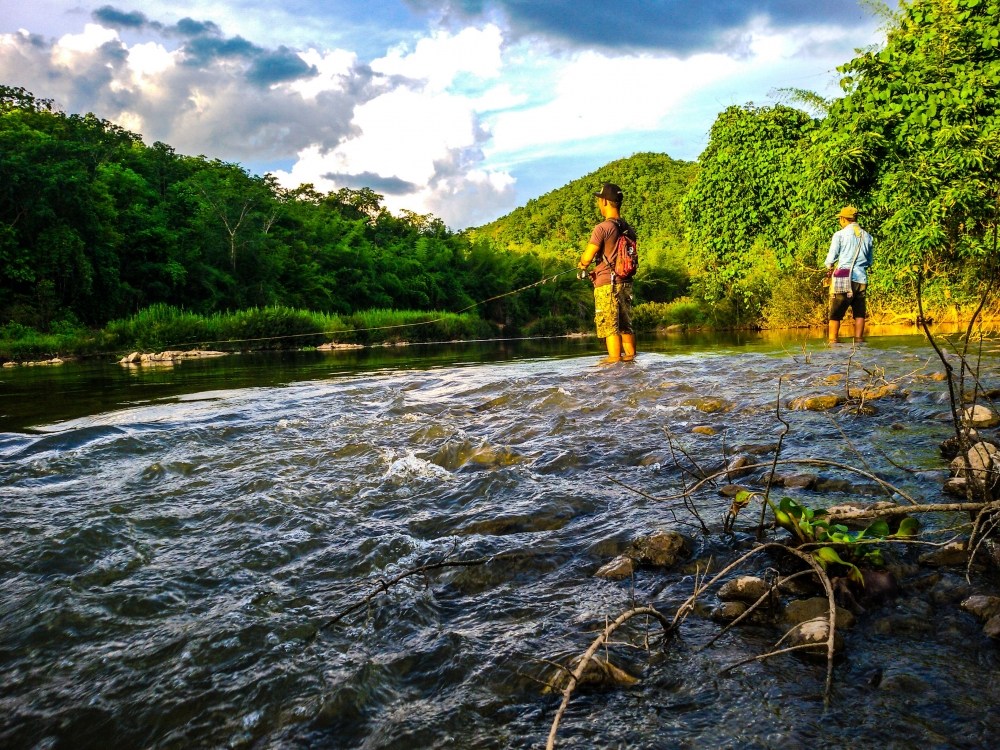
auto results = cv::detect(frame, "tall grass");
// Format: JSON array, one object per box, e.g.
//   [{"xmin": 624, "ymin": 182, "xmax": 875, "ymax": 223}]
[{"xmin": 0, "ymin": 304, "xmax": 497, "ymax": 362}]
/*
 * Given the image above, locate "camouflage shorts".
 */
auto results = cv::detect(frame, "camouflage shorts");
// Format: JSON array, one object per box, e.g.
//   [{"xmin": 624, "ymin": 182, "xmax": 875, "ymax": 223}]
[{"xmin": 594, "ymin": 281, "xmax": 634, "ymax": 338}]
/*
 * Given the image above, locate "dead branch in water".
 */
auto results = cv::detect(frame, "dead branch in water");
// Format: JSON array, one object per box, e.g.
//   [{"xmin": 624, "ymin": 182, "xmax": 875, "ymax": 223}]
[
  {"xmin": 545, "ymin": 606, "xmax": 673, "ymax": 750},
  {"xmin": 316, "ymin": 552, "xmax": 493, "ymax": 633}
]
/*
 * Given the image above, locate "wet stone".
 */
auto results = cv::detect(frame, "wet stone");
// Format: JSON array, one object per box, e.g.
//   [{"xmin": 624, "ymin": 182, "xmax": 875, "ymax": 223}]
[
  {"xmin": 960, "ymin": 594, "xmax": 1000, "ymax": 622},
  {"xmin": 711, "ymin": 601, "xmax": 748, "ymax": 622},
  {"xmin": 814, "ymin": 478, "xmax": 853, "ymax": 494},
  {"xmin": 781, "ymin": 473, "xmax": 818, "ymax": 490},
  {"xmin": 594, "ymin": 554, "xmax": 635, "ymax": 580},
  {"xmin": 786, "ymin": 617, "xmax": 844, "ymax": 658},
  {"xmin": 726, "ymin": 455, "xmax": 754, "ymax": 480},
  {"xmin": 719, "ymin": 484, "xmax": 752, "ymax": 498},
  {"xmin": 691, "ymin": 425, "xmax": 717, "ymax": 436},
  {"xmin": 680, "ymin": 397, "xmax": 732, "ymax": 413},
  {"xmin": 919, "ymin": 540, "xmax": 968, "ymax": 567},
  {"xmin": 788, "ymin": 394, "xmax": 844, "ymax": 411},
  {"xmin": 628, "ymin": 530, "xmax": 690, "ymax": 568},
  {"xmin": 783, "ymin": 597, "xmax": 856, "ymax": 629},
  {"xmin": 963, "ymin": 404, "xmax": 1000, "ymax": 429},
  {"xmin": 718, "ymin": 575, "xmax": 771, "ymax": 603},
  {"xmin": 984, "ymin": 615, "xmax": 1000, "ymax": 639}
]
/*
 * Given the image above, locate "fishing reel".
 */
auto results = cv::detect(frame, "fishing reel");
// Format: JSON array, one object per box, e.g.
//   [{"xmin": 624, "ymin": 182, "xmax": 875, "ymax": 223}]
[{"xmin": 576, "ymin": 268, "xmax": 589, "ymax": 281}]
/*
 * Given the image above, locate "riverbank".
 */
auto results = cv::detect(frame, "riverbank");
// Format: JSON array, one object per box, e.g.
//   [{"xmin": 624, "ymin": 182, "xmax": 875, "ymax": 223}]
[{"xmin": 1, "ymin": 297, "xmax": 991, "ymax": 366}]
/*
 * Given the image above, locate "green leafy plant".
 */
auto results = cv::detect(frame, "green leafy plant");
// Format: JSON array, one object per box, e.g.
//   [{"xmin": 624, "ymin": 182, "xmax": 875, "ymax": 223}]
[{"xmin": 733, "ymin": 491, "xmax": 920, "ymax": 582}]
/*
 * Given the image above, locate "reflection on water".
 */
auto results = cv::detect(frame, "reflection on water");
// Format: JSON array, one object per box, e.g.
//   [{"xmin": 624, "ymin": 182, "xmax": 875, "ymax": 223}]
[{"xmin": 2, "ymin": 327, "xmax": 998, "ymax": 749}]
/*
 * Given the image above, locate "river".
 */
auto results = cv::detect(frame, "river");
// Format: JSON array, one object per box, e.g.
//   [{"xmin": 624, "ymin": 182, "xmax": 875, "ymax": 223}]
[{"xmin": 2, "ymin": 329, "xmax": 998, "ymax": 749}]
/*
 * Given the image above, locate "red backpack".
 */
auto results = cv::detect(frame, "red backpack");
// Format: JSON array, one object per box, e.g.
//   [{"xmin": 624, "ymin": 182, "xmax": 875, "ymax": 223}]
[{"xmin": 610, "ymin": 219, "xmax": 638, "ymax": 280}]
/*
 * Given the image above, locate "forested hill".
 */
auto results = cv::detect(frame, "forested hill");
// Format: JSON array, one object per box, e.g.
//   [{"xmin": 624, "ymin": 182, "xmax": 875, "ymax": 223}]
[{"xmin": 466, "ymin": 153, "xmax": 696, "ymax": 267}]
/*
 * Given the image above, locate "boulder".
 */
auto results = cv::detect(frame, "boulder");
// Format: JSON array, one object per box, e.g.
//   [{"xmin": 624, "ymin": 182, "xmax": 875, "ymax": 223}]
[
  {"xmin": 680, "ymin": 397, "xmax": 732, "ymax": 413},
  {"xmin": 984, "ymin": 615, "xmax": 1000, "ymax": 639},
  {"xmin": 782, "ymin": 473, "xmax": 818, "ymax": 490},
  {"xmin": 726, "ymin": 455, "xmax": 754, "ymax": 480},
  {"xmin": 719, "ymin": 484, "xmax": 753, "ymax": 498},
  {"xmin": 691, "ymin": 425, "xmax": 717, "ymax": 436},
  {"xmin": 848, "ymin": 383, "xmax": 904, "ymax": 401}
]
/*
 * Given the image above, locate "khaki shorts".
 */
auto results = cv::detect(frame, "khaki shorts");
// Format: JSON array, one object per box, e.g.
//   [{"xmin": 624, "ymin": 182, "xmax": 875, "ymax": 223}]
[{"xmin": 594, "ymin": 281, "xmax": 634, "ymax": 338}]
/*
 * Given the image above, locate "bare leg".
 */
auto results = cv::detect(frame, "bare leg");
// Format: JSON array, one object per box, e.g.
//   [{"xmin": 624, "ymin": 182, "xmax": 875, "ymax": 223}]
[
  {"xmin": 854, "ymin": 317, "xmax": 865, "ymax": 342},
  {"xmin": 828, "ymin": 320, "xmax": 840, "ymax": 344}
]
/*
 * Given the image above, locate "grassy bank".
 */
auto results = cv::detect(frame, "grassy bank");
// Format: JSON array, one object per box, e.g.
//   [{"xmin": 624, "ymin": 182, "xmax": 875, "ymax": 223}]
[{"xmin": 0, "ymin": 304, "xmax": 496, "ymax": 363}]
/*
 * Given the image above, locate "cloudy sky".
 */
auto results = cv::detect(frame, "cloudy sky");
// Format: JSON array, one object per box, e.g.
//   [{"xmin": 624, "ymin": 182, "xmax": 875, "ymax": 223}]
[{"xmin": 0, "ymin": 1, "xmax": 882, "ymax": 229}]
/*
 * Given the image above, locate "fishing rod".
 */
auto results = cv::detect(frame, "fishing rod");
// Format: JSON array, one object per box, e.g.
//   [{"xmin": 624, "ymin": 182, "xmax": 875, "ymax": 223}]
[{"xmin": 118, "ymin": 267, "xmax": 581, "ymax": 353}]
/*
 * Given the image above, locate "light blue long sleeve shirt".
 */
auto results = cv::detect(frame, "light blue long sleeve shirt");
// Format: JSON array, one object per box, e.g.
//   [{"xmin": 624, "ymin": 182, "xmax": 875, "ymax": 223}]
[{"xmin": 825, "ymin": 223, "xmax": 873, "ymax": 284}]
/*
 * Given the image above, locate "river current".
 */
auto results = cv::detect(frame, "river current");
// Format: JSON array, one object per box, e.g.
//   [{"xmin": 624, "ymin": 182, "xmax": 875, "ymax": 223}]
[{"xmin": 2, "ymin": 332, "xmax": 998, "ymax": 749}]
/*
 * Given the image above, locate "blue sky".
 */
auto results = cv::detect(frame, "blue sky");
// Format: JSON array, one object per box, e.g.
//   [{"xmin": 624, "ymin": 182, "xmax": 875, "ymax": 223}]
[{"xmin": 0, "ymin": 1, "xmax": 883, "ymax": 228}]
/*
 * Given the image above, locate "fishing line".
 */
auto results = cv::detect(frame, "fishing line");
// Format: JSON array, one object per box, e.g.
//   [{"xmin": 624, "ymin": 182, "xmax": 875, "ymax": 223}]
[{"xmin": 114, "ymin": 268, "xmax": 580, "ymax": 354}]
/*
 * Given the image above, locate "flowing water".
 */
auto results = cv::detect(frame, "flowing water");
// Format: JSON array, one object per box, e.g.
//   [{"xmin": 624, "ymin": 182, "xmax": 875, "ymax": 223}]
[{"xmin": 2, "ymin": 330, "xmax": 999, "ymax": 749}]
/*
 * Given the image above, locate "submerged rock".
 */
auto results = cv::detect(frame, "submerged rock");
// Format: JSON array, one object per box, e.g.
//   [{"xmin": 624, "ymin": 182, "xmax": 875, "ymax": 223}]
[
  {"xmin": 680, "ymin": 397, "xmax": 732, "ymax": 413},
  {"xmin": 788, "ymin": 394, "xmax": 844, "ymax": 411},
  {"xmin": 711, "ymin": 601, "xmax": 748, "ymax": 622}
]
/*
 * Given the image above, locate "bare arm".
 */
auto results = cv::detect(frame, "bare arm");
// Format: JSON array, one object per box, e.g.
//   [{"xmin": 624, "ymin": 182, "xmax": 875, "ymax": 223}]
[{"xmin": 578, "ymin": 242, "xmax": 600, "ymax": 269}]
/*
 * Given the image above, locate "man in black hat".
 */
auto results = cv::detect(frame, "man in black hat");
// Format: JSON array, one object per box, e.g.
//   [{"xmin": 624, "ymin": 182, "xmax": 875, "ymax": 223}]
[{"xmin": 576, "ymin": 182, "xmax": 637, "ymax": 363}]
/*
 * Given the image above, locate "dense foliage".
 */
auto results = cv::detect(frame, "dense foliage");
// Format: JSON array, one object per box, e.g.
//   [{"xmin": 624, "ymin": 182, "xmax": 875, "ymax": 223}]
[
  {"xmin": 806, "ymin": 0, "xmax": 1000, "ymax": 310},
  {"xmin": 681, "ymin": 0, "xmax": 1000, "ymax": 325},
  {"xmin": 0, "ymin": 85, "xmax": 547, "ymax": 340}
]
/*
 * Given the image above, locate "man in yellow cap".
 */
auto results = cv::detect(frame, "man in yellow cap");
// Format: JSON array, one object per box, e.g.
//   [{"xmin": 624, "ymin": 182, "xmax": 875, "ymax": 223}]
[
  {"xmin": 824, "ymin": 206, "xmax": 874, "ymax": 344},
  {"xmin": 577, "ymin": 182, "xmax": 638, "ymax": 363}
]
